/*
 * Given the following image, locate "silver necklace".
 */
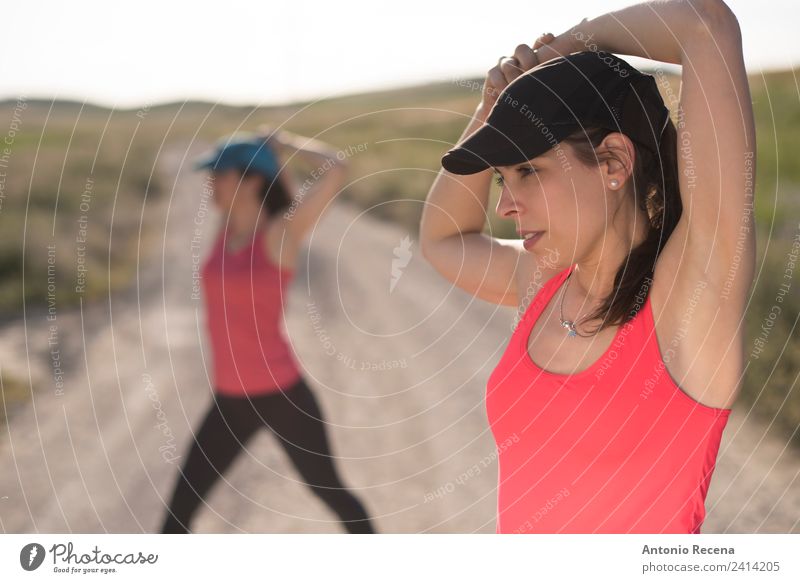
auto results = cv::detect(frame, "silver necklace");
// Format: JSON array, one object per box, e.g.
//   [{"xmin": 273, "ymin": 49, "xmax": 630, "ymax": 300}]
[{"xmin": 558, "ymin": 268, "xmax": 592, "ymax": 338}]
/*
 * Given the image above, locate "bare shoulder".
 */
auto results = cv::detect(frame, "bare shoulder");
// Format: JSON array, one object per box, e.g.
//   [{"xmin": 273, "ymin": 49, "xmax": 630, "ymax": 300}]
[{"xmin": 649, "ymin": 220, "xmax": 751, "ymax": 410}]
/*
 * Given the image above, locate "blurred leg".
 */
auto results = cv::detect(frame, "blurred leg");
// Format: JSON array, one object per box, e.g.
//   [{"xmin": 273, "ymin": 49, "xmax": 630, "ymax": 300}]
[
  {"xmin": 265, "ymin": 378, "xmax": 376, "ymax": 534},
  {"xmin": 160, "ymin": 393, "xmax": 262, "ymax": 533}
]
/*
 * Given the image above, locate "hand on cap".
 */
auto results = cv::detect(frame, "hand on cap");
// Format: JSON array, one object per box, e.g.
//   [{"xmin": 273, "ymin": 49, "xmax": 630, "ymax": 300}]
[
  {"xmin": 479, "ymin": 33, "xmax": 556, "ymax": 119},
  {"xmin": 533, "ymin": 28, "xmax": 580, "ymax": 67},
  {"xmin": 256, "ymin": 124, "xmax": 287, "ymax": 147}
]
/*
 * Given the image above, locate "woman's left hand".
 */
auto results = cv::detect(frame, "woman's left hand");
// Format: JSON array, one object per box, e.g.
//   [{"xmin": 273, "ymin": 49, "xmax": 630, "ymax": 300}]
[
  {"xmin": 257, "ymin": 124, "xmax": 287, "ymax": 148},
  {"xmin": 532, "ymin": 27, "xmax": 580, "ymax": 67}
]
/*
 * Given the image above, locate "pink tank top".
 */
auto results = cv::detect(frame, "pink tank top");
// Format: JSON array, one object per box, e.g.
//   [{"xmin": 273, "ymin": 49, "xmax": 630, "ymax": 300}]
[
  {"xmin": 201, "ymin": 226, "xmax": 303, "ymax": 396},
  {"xmin": 486, "ymin": 263, "xmax": 731, "ymax": 534}
]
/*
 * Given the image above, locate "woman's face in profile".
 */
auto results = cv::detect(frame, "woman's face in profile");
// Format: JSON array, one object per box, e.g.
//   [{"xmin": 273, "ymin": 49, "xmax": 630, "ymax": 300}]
[
  {"xmin": 209, "ymin": 168, "xmax": 262, "ymax": 212},
  {"xmin": 209, "ymin": 169, "xmax": 239, "ymax": 211},
  {"xmin": 493, "ymin": 142, "xmax": 614, "ymax": 265}
]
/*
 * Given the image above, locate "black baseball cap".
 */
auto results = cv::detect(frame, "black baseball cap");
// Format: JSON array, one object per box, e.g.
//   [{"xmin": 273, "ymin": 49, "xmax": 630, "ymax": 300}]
[{"xmin": 441, "ymin": 50, "xmax": 671, "ymax": 175}]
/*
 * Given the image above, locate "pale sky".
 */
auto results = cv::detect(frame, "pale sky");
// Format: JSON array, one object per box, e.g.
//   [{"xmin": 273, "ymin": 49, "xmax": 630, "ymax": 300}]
[{"xmin": 2, "ymin": 0, "xmax": 798, "ymax": 108}]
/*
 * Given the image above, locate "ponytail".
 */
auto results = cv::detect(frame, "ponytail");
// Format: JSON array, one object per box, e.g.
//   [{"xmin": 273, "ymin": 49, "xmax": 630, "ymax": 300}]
[{"xmin": 559, "ymin": 117, "xmax": 681, "ymax": 331}]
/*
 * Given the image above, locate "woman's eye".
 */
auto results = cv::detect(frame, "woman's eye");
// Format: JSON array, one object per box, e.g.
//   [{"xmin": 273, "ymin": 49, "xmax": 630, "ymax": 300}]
[{"xmin": 494, "ymin": 167, "xmax": 535, "ymax": 186}]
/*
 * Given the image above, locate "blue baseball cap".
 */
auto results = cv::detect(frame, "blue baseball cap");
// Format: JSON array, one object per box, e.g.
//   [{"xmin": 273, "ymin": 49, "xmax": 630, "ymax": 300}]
[{"xmin": 194, "ymin": 133, "xmax": 280, "ymax": 179}]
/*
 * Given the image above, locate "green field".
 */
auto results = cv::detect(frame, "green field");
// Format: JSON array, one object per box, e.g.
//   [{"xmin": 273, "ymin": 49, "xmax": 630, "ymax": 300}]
[{"xmin": 0, "ymin": 66, "xmax": 798, "ymax": 445}]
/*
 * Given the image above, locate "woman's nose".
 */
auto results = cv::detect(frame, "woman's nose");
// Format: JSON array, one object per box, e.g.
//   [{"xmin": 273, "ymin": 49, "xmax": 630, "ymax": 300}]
[{"xmin": 495, "ymin": 187, "xmax": 521, "ymax": 218}]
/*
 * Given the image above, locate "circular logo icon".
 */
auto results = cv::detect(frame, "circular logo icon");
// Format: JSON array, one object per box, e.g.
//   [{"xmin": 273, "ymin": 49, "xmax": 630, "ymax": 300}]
[{"xmin": 20, "ymin": 543, "xmax": 46, "ymax": 571}]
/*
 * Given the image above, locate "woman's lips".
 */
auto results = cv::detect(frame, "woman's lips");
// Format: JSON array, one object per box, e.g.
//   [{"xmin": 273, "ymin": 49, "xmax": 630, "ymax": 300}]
[{"xmin": 521, "ymin": 231, "xmax": 544, "ymax": 250}]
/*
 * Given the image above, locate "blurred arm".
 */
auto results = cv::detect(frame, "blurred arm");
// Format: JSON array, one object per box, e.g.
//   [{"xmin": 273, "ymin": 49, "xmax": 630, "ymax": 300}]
[{"xmin": 269, "ymin": 130, "xmax": 347, "ymax": 246}]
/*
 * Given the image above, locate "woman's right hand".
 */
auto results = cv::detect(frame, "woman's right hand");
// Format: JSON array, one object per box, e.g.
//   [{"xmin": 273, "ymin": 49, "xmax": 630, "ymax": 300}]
[{"xmin": 477, "ymin": 33, "xmax": 557, "ymax": 122}]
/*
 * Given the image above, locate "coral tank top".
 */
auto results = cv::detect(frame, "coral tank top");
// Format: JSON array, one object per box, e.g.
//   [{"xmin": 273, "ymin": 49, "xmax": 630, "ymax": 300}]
[
  {"xmin": 201, "ymin": 225, "xmax": 303, "ymax": 396},
  {"xmin": 486, "ymin": 263, "xmax": 731, "ymax": 534}
]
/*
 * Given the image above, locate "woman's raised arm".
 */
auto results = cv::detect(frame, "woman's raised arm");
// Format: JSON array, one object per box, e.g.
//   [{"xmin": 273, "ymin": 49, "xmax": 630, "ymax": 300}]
[
  {"xmin": 265, "ymin": 128, "xmax": 348, "ymax": 248},
  {"xmin": 420, "ymin": 35, "xmax": 559, "ymax": 307},
  {"xmin": 544, "ymin": 0, "xmax": 755, "ymax": 300}
]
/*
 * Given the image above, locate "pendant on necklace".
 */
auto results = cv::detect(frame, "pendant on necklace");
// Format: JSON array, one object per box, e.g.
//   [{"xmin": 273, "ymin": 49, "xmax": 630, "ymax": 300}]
[{"xmin": 561, "ymin": 320, "xmax": 577, "ymax": 337}]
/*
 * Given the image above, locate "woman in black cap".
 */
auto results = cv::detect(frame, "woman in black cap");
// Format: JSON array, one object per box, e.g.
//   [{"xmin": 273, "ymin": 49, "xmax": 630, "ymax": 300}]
[
  {"xmin": 161, "ymin": 129, "xmax": 375, "ymax": 533},
  {"xmin": 421, "ymin": 0, "xmax": 754, "ymax": 533}
]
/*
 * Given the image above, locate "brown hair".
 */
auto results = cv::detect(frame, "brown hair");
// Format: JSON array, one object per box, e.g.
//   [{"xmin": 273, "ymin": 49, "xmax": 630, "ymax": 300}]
[
  {"xmin": 559, "ymin": 117, "xmax": 681, "ymax": 332},
  {"xmin": 239, "ymin": 167, "xmax": 292, "ymax": 217}
]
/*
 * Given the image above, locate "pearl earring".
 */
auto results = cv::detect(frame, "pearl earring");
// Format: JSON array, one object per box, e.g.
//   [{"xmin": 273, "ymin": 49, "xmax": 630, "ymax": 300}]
[{"xmin": 609, "ymin": 179, "xmax": 619, "ymax": 188}]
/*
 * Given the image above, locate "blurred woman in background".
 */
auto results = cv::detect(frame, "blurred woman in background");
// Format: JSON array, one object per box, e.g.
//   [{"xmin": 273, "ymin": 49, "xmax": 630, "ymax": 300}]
[{"xmin": 160, "ymin": 128, "xmax": 375, "ymax": 533}]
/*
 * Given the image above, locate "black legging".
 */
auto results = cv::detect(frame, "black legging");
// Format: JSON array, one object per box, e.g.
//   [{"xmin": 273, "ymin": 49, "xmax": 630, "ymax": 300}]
[{"xmin": 160, "ymin": 376, "xmax": 375, "ymax": 533}]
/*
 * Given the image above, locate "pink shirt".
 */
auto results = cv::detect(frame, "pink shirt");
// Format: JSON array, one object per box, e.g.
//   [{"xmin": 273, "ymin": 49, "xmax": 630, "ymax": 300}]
[
  {"xmin": 486, "ymin": 263, "xmax": 731, "ymax": 533},
  {"xmin": 201, "ymin": 226, "xmax": 303, "ymax": 396}
]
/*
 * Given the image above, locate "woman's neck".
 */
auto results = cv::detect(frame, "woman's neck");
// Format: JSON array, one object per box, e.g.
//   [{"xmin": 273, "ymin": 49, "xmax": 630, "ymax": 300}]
[
  {"xmin": 571, "ymin": 207, "xmax": 651, "ymax": 303},
  {"xmin": 224, "ymin": 208, "xmax": 266, "ymax": 239}
]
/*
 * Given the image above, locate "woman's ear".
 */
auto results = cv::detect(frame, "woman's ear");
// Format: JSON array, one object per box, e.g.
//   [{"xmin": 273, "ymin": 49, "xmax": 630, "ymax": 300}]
[{"xmin": 598, "ymin": 132, "xmax": 635, "ymax": 188}]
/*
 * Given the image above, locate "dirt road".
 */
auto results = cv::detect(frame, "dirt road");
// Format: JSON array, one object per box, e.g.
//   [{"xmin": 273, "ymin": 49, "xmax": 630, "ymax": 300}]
[{"xmin": 0, "ymin": 142, "xmax": 797, "ymax": 533}]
